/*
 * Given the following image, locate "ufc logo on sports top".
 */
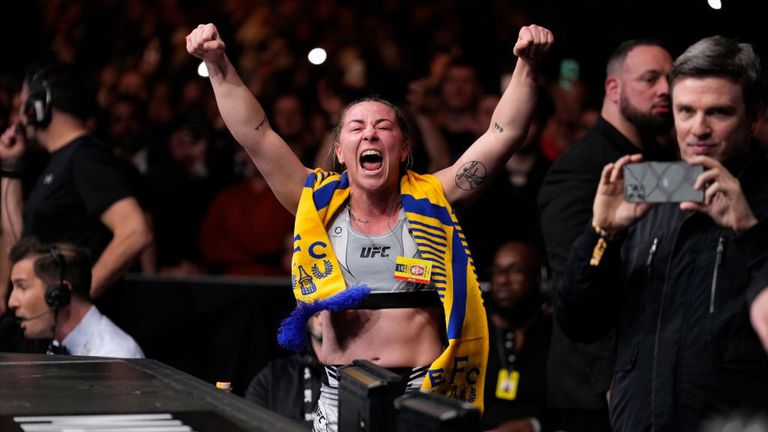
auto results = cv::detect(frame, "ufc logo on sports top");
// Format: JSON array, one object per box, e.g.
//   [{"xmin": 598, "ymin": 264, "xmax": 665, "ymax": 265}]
[{"xmin": 360, "ymin": 246, "xmax": 390, "ymax": 258}]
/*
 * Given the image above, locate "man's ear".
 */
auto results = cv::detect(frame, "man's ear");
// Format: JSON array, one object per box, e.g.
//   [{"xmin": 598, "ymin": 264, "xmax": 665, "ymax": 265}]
[
  {"xmin": 605, "ymin": 77, "xmax": 621, "ymax": 104},
  {"xmin": 750, "ymin": 104, "xmax": 766, "ymax": 135}
]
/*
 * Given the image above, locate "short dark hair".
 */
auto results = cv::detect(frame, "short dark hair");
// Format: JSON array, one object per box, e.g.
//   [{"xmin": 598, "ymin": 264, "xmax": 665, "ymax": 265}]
[
  {"xmin": 606, "ymin": 38, "xmax": 668, "ymax": 77},
  {"xmin": 26, "ymin": 63, "xmax": 93, "ymax": 121},
  {"xmin": 669, "ymin": 36, "xmax": 764, "ymax": 116},
  {"xmin": 9, "ymin": 237, "xmax": 93, "ymax": 300}
]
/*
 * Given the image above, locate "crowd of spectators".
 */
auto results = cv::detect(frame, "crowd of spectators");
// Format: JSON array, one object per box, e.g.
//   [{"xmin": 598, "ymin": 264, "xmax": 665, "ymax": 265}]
[
  {"xmin": 1, "ymin": 2, "xmax": 764, "ymax": 275},
  {"xmin": 0, "ymin": 0, "xmax": 592, "ymax": 277}
]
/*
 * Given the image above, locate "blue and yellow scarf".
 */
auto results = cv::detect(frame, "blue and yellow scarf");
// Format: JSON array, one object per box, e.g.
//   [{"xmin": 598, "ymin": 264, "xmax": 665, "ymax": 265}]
[{"xmin": 278, "ymin": 168, "xmax": 488, "ymax": 410}]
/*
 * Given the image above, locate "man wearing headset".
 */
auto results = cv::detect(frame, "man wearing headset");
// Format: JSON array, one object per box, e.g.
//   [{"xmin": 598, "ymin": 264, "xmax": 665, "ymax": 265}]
[
  {"xmin": 0, "ymin": 63, "xmax": 152, "ymax": 317},
  {"xmin": 8, "ymin": 236, "xmax": 143, "ymax": 358}
]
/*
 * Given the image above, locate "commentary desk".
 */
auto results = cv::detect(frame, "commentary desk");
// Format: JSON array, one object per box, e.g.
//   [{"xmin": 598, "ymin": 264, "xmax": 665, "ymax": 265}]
[{"xmin": 0, "ymin": 353, "xmax": 305, "ymax": 432}]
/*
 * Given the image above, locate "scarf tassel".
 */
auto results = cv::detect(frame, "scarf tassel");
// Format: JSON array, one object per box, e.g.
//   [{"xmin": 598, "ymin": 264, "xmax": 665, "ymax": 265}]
[{"xmin": 277, "ymin": 284, "xmax": 371, "ymax": 351}]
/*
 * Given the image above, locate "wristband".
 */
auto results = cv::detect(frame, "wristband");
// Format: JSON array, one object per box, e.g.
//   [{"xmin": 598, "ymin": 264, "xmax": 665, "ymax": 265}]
[
  {"xmin": 591, "ymin": 221, "xmax": 615, "ymax": 239},
  {"xmin": 589, "ymin": 221, "xmax": 612, "ymax": 266},
  {"xmin": 0, "ymin": 169, "xmax": 22, "ymax": 179}
]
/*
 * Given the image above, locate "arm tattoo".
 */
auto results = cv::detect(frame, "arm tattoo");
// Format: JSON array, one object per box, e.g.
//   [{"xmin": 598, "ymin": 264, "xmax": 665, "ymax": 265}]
[
  {"xmin": 494, "ymin": 122, "xmax": 504, "ymax": 134},
  {"xmin": 254, "ymin": 116, "xmax": 267, "ymax": 131},
  {"xmin": 455, "ymin": 160, "xmax": 487, "ymax": 191}
]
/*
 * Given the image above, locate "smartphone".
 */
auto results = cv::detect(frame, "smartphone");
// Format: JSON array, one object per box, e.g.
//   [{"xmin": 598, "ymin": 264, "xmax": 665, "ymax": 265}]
[
  {"xmin": 559, "ymin": 59, "xmax": 580, "ymax": 91},
  {"xmin": 623, "ymin": 162, "xmax": 704, "ymax": 203}
]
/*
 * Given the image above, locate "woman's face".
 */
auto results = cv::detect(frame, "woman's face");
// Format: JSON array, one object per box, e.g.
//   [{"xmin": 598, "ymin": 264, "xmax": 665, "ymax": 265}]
[{"xmin": 335, "ymin": 101, "xmax": 409, "ymax": 192}]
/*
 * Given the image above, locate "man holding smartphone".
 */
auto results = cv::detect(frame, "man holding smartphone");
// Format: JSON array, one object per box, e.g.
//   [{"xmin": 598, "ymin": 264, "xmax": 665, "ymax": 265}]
[
  {"xmin": 557, "ymin": 36, "xmax": 768, "ymax": 430},
  {"xmin": 538, "ymin": 39, "xmax": 674, "ymax": 431}
]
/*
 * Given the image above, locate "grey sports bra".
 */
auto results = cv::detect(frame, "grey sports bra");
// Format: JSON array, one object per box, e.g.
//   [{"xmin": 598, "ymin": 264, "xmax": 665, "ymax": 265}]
[{"xmin": 326, "ymin": 206, "xmax": 433, "ymax": 293}]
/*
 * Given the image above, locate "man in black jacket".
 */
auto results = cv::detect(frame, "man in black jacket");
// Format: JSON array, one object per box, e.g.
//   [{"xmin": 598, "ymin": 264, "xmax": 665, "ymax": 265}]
[
  {"xmin": 558, "ymin": 35, "xmax": 768, "ymax": 431},
  {"xmin": 538, "ymin": 39, "xmax": 674, "ymax": 431}
]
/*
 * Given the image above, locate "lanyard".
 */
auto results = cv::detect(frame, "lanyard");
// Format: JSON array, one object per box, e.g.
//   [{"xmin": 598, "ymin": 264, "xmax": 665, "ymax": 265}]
[
  {"xmin": 494, "ymin": 325, "xmax": 518, "ymax": 371},
  {"xmin": 302, "ymin": 362, "xmax": 314, "ymax": 422}
]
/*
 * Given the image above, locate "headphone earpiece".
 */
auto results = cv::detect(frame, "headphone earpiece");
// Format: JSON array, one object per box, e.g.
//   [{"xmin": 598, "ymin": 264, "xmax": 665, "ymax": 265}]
[
  {"xmin": 45, "ymin": 283, "xmax": 70, "ymax": 311},
  {"xmin": 45, "ymin": 246, "xmax": 70, "ymax": 311},
  {"xmin": 23, "ymin": 77, "xmax": 52, "ymax": 128}
]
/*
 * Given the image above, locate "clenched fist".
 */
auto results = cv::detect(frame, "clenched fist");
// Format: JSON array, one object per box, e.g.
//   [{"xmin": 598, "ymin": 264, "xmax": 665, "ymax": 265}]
[
  {"xmin": 513, "ymin": 25, "xmax": 554, "ymax": 63},
  {"xmin": 186, "ymin": 23, "xmax": 227, "ymax": 64}
]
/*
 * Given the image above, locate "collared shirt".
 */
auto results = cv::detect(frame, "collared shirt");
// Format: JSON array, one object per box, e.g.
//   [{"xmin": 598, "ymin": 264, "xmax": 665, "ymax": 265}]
[{"xmin": 58, "ymin": 305, "xmax": 144, "ymax": 358}]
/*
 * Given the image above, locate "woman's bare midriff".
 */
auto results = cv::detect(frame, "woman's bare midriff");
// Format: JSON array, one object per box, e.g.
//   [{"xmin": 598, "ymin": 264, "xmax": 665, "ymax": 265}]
[{"xmin": 317, "ymin": 306, "xmax": 444, "ymax": 367}]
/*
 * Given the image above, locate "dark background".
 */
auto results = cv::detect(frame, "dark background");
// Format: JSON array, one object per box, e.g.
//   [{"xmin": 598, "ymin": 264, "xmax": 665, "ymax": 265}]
[{"xmin": 2, "ymin": 0, "xmax": 767, "ymax": 98}]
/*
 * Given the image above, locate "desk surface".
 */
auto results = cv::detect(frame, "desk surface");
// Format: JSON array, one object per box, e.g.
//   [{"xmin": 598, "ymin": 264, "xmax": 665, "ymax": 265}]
[{"xmin": 0, "ymin": 353, "xmax": 305, "ymax": 432}]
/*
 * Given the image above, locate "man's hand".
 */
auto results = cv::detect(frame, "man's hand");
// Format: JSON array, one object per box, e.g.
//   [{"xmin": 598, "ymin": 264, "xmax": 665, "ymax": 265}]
[
  {"xmin": 680, "ymin": 155, "xmax": 757, "ymax": 233},
  {"xmin": 592, "ymin": 154, "xmax": 653, "ymax": 234},
  {"xmin": 513, "ymin": 25, "xmax": 554, "ymax": 64},
  {"xmin": 0, "ymin": 123, "xmax": 26, "ymax": 167},
  {"xmin": 751, "ymin": 287, "xmax": 768, "ymax": 352},
  {"xmin": 185, "ymin": 23, "xmax": 227, "ymax": 65}
]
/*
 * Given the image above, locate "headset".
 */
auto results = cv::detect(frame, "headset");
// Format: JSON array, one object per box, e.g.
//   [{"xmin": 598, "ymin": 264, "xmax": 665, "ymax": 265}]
[
  {"xmin": 45, "ymin": 246, "xmax": 71, "ymax": 312},
  {"xmin": 23, "ymin": 71, "xmax": 53, "ymax": 128}
]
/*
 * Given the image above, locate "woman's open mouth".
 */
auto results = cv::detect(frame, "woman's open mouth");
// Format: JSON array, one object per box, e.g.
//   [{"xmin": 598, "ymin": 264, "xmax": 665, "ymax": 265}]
[{"xmin": 360, "ymin": 149, "xmax": 383, "ymax": 172}]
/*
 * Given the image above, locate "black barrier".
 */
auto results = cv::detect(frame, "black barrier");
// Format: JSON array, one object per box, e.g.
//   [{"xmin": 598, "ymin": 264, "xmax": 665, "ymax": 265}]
[
  {"xmin": 96, "ymin": 273, "xmax": 297, "ymax": 397},
  {"xmin": 396, "ymin": 392, "xmax": 480, "ymax": 432},
  {"xmin": 338, "ymin": 360, "xmax": 406, "ymax": 432}
]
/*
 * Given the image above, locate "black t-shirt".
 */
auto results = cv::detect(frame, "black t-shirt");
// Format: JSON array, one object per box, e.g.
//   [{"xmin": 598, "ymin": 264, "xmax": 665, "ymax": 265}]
[{"xmin": 22, "ymin": 135, "xmax": 133, "ymax": 258}]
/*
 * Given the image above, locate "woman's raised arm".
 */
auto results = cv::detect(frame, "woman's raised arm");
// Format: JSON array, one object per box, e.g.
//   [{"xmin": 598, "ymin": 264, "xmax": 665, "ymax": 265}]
[{"xmin": 186, "ymin": 23, "xmax": 311, "ymax": 214}]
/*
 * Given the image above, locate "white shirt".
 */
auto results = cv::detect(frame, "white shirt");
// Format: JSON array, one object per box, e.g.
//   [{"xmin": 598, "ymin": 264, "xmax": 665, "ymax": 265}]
[{"xmin": 60, "ymin": 305, "xmax": 144, "ymax": 358}]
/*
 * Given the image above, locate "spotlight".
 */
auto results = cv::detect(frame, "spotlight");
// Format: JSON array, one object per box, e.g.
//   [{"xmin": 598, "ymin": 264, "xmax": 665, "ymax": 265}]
[
  {"xmin": 707, "ymin": 0, "xmax": 722, "ymax": 10},
  {"xmin": 197, "ymin": 62, "xmax": 209, "ymax": 78},
  {"xmin": 308, "ymin": 48, "xmax": 327, "ymax": 65}
]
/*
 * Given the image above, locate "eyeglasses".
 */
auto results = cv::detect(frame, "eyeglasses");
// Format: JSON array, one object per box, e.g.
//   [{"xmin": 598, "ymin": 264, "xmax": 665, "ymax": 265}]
[{"xmin": 490, "ymin": 265, "xmax": 530, "ymax": 278}]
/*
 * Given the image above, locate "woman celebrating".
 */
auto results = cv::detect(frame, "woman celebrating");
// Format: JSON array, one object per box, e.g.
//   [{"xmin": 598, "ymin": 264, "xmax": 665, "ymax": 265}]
[{"xmin": 187, "ymin": 23, "xmax": 552, "ymax": 432}]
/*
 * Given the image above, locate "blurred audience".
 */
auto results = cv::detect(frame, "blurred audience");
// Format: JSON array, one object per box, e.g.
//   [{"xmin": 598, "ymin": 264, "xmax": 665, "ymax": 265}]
[
  {"xmin": 538, "ymin": 77, "xmax": 591, "ymax": 161},
  {"xmin": 146, "ymin": 115, "xmax": 221, "ymax": 275},
  {"xmin": 433, "ymin": 58, "xmax": 485, "ymax": 162},
  {"xmin": 269, "ymin": 92, "xmax": 321, "ymax": 166},
  {"xmin": 199, "ymin": 148, "xmax": 294, "ymax": 276}
]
